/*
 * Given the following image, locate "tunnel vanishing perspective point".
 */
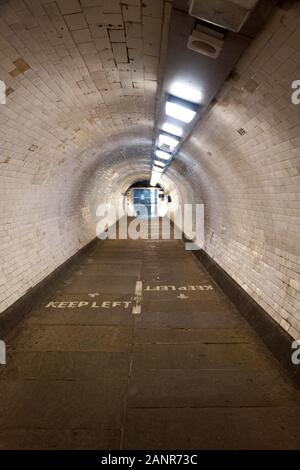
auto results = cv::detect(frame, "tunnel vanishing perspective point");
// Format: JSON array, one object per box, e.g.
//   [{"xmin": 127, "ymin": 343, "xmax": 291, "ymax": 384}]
[{"xmin": 0, "ymin": 0, "xmax": 300, "ymax": 454}]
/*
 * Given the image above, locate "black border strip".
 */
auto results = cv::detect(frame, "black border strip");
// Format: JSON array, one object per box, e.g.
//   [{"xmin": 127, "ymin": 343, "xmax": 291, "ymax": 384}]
[
  {"xmin": 193, "ymin": 249, "xmax": 300, "ymax": 386},
  {"xmin": 0, "ymin": 238, "xmax": 98, "ymax": 338}
]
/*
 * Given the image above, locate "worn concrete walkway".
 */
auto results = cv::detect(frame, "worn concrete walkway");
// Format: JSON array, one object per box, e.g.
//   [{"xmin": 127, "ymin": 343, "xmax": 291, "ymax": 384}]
[{"xmin": 0, "ymin": 231, "xmax": 300, "ymax": 449}]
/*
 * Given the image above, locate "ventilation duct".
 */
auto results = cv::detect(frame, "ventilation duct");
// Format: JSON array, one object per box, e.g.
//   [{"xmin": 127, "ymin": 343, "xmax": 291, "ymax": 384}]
[
  {"xmin": 187, "ymin": 25, "xmax": 224, "ymax": 59},
  {"xmin": 188, "ymin": 0, "xmax": 259, "ymax": 32}
]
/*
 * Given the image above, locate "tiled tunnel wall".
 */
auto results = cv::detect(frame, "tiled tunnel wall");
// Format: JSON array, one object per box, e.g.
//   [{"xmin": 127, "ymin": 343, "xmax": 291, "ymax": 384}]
[
  {"xmin": 0, "ymin": 1, "xmax": 299, "ymax": 341},
  {"xmin": 0, "ymin": 0, "xmax": 173, "ymax": 313},
  {"xmin": 176, "ymin": 3, "xmax": 300, "ymax": 339}
]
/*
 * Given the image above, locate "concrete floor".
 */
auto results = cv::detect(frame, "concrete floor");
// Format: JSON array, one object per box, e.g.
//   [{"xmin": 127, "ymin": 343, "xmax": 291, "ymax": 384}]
[{"xmin": 0, "ymin": 231, "xmax": 300, "ymax": 449}]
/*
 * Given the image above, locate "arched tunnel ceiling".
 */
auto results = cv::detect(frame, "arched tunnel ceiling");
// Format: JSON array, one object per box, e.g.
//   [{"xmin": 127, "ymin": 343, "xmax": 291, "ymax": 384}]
[
  {"xmin": 0, "ymin": 0, "xmax": 197, "ymax": 227},
  {"xmin": 0, "ymin": 0, "xmax": 191, "ymax": 313}
]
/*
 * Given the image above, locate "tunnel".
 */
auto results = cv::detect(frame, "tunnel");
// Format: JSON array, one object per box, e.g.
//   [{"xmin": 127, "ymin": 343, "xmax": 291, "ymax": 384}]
[{"xmin": 0, "ymin": 0, "xmax": 299, "ymax": 453}]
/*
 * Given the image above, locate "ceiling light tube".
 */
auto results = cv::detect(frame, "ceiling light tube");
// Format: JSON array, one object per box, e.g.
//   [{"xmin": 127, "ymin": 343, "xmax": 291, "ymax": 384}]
[
  {"xmin": 153, "ymin": 160, "xmax": 165, "ymax": 168},
  {"xmin": 155, "ymin": 149, "xmax": 172, "ymax": 161},
  {"xmin": 150, "ymin": 170, "xmax": 162, "ymax": 187},
  {"xmin": 170, "ymin": 82, "xmax": 203, "ymax": 104},
  {"xmin": 161, "ymin": 122, "xmax": 183, "ymax": 137},
  {"xmin": 165, "ymin": 95, "xmax": 198, "ymax": 123}
]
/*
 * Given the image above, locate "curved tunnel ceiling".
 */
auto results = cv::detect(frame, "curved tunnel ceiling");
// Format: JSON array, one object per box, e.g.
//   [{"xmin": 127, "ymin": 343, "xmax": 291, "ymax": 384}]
[
  {"xmin": 0, "ymin": 0, "xmax": 192, "ymax": 313},
  {"xmin": 0, "ymin": 0, "xmax": 169, "ymax": 187},
  {"xmin": 0, "ymin": 0, "xmax": 299, "ymax": 342}
]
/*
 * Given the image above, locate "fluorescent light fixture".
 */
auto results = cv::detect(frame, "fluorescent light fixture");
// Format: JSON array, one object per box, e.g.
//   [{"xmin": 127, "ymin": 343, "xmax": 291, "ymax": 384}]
[
  {"xmin": 150, "ymin": 170, "xmax": 162, "ymax": 187},
  {"xmin": 153, "ymin": 160, "xmax": 165, "ymax": 168},
  {"xmin": 153, "ymin": 165, "xmax": 163, "ymax": 173},
  {"xmin": 155, "ymin": 149, "xmax": 172, "ymax": 161},
  {"xmin": 165, "ymin": 95, "xmax": 198, "ymax": 123},
  {"xmin": 170, "ymin": 81, "xmax": 202, "ymax": 104},
  {"xmin": 162, "ymin": 122, "xmax": 183, "ymax": 137},
  {"xmin": 158, "ymin": 132, "xmax": 180, "ymax": 149}
]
